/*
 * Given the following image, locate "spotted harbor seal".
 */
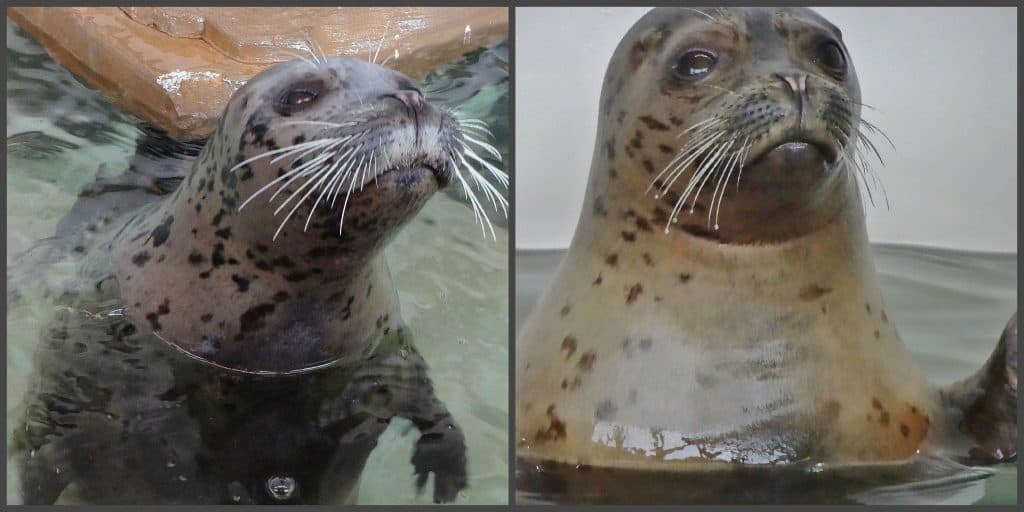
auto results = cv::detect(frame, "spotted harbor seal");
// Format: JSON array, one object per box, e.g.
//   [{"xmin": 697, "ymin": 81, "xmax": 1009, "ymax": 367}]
[
  {"xmin": 10, "ymin": 53, "xmax": 507, "ymax": 504},
  {"xmin": 516, "ymin": 7, "xmax": 1016, "ymax": 503}
]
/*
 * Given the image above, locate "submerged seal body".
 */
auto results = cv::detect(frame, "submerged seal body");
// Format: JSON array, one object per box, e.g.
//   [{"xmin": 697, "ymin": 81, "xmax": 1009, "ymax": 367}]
[
  {"xmin": 516, "ymin": 6, "xmax": 1016, "ymax": 498},
  {"xmin": 10, "ymin": 56, "xmax": 502, "ymax": 504}
]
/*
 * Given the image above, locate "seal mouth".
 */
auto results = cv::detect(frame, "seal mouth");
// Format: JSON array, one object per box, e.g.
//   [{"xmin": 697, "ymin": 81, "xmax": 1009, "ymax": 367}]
[
  {"xmin": 375, "ymin": 155, "xmax": 452, "ymax": 188},
  {"xmin": 747, "ymin": 138, "xmax": 839, "ymax": 169}
]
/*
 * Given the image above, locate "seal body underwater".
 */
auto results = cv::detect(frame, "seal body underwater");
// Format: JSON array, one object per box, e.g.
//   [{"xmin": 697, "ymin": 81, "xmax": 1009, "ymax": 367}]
[
  {"xmin": 515, "ymin": 6, "xmax": 1016, "ymax": 500},
  {"xmin": 10, "ymin": 55, "xmax": 506, "ymax": 504}
]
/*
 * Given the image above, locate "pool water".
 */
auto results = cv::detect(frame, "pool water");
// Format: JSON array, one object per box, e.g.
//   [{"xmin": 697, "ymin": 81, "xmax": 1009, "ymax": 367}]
[
  {"xmin": 516, "ymin": 245, "xmax": 1017, "ymax": 504},
  {"xmin": 6, "ymin": 19, "xmax": 508, "ymax": 505}
]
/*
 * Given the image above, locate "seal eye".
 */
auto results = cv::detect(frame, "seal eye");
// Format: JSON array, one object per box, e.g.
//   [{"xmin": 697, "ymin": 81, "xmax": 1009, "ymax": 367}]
[
  {"xmin": 275, "ymin": 86, "xmax": 321, "ymax": 115},
  {"xmin": 673, "ymin": 50, "xmax": 718, "ymax": 80},
  {"xmin": 814, "ymin": 41, "xmax": 847, "ymax": 77},
  {"xmin": 281, "ymin": 89, "xmax": 318, "ymax": 107}
]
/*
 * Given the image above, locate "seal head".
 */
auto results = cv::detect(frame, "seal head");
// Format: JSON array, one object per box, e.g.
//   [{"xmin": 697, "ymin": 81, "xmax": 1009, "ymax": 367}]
[{"xmin": 112, "ymin": 57, "xmax": 462, "ymax": 373}]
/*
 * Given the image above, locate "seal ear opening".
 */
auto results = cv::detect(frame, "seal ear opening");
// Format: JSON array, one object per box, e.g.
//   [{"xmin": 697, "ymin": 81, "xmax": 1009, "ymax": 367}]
[{"xmin": 941, "ymin": 312, "xmax": 1018, "ymax": 464}]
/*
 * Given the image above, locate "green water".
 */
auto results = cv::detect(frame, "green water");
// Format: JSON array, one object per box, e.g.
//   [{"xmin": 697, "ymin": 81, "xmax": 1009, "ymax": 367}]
[
  {"xmin": 516, "ymin": 246, "xmax": 1017, "ymax": 505},
  {"xmin": 6, "ymin": 20, "xmax": 508, "ymax": 505}
]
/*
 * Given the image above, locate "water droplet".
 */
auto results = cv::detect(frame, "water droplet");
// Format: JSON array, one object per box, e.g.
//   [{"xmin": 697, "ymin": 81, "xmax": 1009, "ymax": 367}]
[
  {"xmin": 29, "ymin": 449, "xmax": 36, "ymax": 458},
  {"xmin": 178, "ymin": 474, "xmax": 188, "ymax": 481},
  {"xmin": 574, "ymin": 464, "xmax": 582, "ymax": 470},
  {"xmin": 166, "ymin": 459, "xmax": 177, "ymax": 468},
  {"xmin": 266, "ymin": 475, "xmax": 296, "ymax": 501},
  {"xmin": 399, "ymin": 349, "xmax": 409, "ymax": 359},
  {"xmin": 232, "ymin": 495, "xmax": 241, "ymax": 503},
  {"xmin": 534, "ymin": 465, "xmax": 544, "ymax": 473},
  {"xmin": 714, "ymin": 224, "xmax": 720, "ymax": 230},
  {"xmin": 806, "ymin": 462, "xmax": 825, "ymax": 473}
]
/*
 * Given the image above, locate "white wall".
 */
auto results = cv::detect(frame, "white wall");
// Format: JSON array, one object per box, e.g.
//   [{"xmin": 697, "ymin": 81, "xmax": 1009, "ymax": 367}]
[{"xmin": 515, "ymin": 7, "xmax": 1018, "ymax": 253}]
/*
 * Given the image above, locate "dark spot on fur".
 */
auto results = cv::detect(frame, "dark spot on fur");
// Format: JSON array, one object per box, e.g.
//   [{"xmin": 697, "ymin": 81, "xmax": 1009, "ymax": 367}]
[
  {"xmin": 658, "ymin": 144, "xmax": 674, "ymax": 154},
  {"xmin": 561, "ymin": 336, "xmax": 577, "ymax": 360},
  {"xmin": 150, "ymin": 215, "xmax": 174, "ymax": 247},
  {"xmin": 200, "ymin": 314, "xmax": 213, "ymax": 323},
  {"xmin": 214, "ymin": 227, "xmax": 232, "ymax": 239},
  {"xmin": 879, "ymin": 410, "xmax": 890, "ymax": 426},
  {"xmin": 605, "ymin": 254, "xmax": 619, "ymax": 267},
  {"xmin": 679, "ymin": 273, "xmax": 692, "ymax": 283},
  {"xmin": 273, "ymin": 291, "xmax": 290, "ymax": 303},
  {"xmin": 560, "ymin": 305, "xmax": 571, "ymax": 317},
  {"xmin": 595, "ymin": 400, "xmax": 618, "ymax": 421},
  {"xmin": 284, "ymin": 271, "xmax": 310, "ymax": 282},
  {"xmin": 132, "ymin": 251, "xmax": 151, "ymax": 267},
  {"xmin": 639, "ymin": 338, "xmax": 652, "ymax": 350},
  {"xmin": 534, "ymin": 404, "xmax": 567, "ymax": 443},
  {"xmin": 199, "ymin": 271, "xmax": 211, "ymax": 279},
  {"xmin": 622, "ymin": 231, "xmax": 636, "ymax": 242},
  {"xmin": 799, "ymin": 284, "xmax": 832, "ymax": 301},
  {"xmin": 871, "ymin": 398, "xmax": 883, "ymax": 410},
  {"xmin": 900, "ymin": 423, "xmax": 910, "ymax": 437},
  {"xmin": 577, "ymin": 350, "xmax": 597, "ymax": 372},
  {"xmin": 638, "ymin": 115, "xmax": 670, "ymax": 131},
  {"xmin": 145, "ymin": 313, "xmax": 162, "ymax": 331},
  {"xmin": 237, "ymin": 303, "xmax": 276, "ymax": 339},
  {"xmin": 231, "ymin": 274, "xmax": 250, "ymax": 292},
  {"xmin": 626, "ymin": 283, "xmax": 643, "ymax": 304},
  {"xmin": 592, "ymin": 273, "xmax": 603, "ymax": 286},
  {"xmin": 635, "ymin": 217, "xmax": 652, "ymax": 232},
  {"xmin": 642, "ymin": 253, "xmax": 654, "ymax": 266}
]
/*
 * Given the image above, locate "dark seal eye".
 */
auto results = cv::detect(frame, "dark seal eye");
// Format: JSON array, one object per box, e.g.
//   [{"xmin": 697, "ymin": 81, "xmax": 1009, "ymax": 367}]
[
  {"xmin": 673, "ymin": 49, "xmax": 718, "ymax": 80},
  {"xmin": 275, "ymin": 86, "xmax": 320, "ymax": 115},
  {"xmin": 814, "ymin": 41, "xmax": 847, "ymax": 77}
]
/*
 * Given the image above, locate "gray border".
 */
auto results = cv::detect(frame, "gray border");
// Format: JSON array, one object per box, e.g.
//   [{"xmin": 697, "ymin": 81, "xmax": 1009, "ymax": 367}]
[{"xmin": 506, "ymin": 5, "xmax": 517, "ymax": 508}]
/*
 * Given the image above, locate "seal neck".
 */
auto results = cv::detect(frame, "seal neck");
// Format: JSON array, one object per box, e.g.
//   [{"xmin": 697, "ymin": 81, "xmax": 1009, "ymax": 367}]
[{"xmin": 113, "ymin": 144, "xmax": 404, "ymax": 373}]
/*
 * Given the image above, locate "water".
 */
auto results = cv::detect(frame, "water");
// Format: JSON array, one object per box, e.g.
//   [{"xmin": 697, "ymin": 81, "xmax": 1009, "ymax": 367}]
[
  {"xmin": 6, "ymin": 20, "xmax": 507, "ymax": 505},
  {"xmin": 516, "ymin": 245, "xmax": 1016, "ymax": 504}
]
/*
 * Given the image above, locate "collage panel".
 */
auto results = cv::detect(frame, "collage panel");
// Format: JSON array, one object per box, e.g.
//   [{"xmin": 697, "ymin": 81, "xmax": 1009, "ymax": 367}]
[
  {"xmin": 6, "ymin": 6, "xmax": 508, "ymax": 505},
  {"xmin": 514, "ymin": 6, "xmax": 1017, "ymax": 506}
]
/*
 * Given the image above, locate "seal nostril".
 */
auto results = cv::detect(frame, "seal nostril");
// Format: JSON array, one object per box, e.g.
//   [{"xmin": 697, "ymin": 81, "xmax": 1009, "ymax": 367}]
[{"xmin": 390, "ymin": 90, "xmax": 423, "ymax": 111}]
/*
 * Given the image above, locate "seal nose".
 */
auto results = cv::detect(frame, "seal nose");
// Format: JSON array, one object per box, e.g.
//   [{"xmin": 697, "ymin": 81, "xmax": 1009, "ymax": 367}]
[
  {"xmin": 774, "ymin": 72, "xmax": 808, "ymax": 96},
  {"xmin": 390, "ymin": 89, "xmax": 423, "ymax": 111}
]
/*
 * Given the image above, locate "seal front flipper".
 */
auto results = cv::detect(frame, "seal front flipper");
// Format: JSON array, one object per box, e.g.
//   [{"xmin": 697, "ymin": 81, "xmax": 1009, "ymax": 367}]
[
  {"xmin": 941, "ymin": 312, "xmax": 1018, "ymax": 463},
  {"xmin": 410, "ymin": 405, "xmax": 468, "ymax": 504}
]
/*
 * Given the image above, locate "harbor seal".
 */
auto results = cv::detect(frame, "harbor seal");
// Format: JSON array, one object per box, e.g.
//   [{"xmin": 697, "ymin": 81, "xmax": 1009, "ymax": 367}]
[
  {"xmin": 515, "ymin": 6, "xmax": 1016, "ymax": 502},
  {"xmin": 10, "ymin": 55, "xmax": 506, "ymax": 504}
]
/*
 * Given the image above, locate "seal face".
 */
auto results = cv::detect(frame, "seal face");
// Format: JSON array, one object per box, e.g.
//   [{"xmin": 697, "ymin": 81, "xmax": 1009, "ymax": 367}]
[
  {"xmin": 516, "ymin": 6, "xmax": 1015, "ymax": 489},
  {"xmin": 11, "ymin": 55, "xmax": 506, "ymax": 504}
]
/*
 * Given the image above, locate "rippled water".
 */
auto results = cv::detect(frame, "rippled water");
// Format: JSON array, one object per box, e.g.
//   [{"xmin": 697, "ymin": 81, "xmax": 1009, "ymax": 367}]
[
  {"xmin": 516, "ymin": 245, "xmax": 1016, "ymax": 504},
  {"xmin": 6, "ymin": 20, "xmax": 507, "ymax": 505}
]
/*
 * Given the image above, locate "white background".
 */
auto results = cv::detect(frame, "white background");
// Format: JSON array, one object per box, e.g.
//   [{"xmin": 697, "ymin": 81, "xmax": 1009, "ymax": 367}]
[{"xmin": 515, "ymin": 7, "xmax": 1018, "ymax": 252}]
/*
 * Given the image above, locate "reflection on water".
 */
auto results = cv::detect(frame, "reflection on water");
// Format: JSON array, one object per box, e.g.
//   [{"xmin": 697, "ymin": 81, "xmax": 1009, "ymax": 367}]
[
  {"xmin": 7, "ymin": 19, "xmax": 507, "ymax": 505},
  {"xmin": 516, "ymin": 246, "xmax": 1016, "ymax": 504}
]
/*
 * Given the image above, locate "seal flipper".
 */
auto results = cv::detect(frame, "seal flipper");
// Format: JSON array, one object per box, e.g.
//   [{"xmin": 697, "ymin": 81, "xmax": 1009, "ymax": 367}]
[{"xmin": 941, "ymin": 312, "xmax": 1017, "ymax": 463}]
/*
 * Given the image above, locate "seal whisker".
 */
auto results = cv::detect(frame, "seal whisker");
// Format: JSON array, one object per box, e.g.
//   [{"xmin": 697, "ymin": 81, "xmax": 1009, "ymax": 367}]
[
  {"xmin": 654, "ymin": 127, "xmax": 725, "ymax": 189},
  {"xmin": 271, "ymin": 155, "xmax": 341, "ymax": 240},
  {"xmin": 230, "ymin": 139, "xmax": 335, "ymax": 172},
  {"xmin": 450, "ymin": 156, "xmax": 497, "ymax": 239},
  {"xmin": 712, "ymin": 142, "xmax": 745, "ymax": 229},
  {"xmin": 372, "ymin": 21, "xmax": 391, "ymax": 65},
  {"xmin": 652, "ymin": 130, "xmax": 724, "ymax": 197},
  {"xmin": 267, "ymin": 149, "xmax": 340, "ymax": 203},
  {"xmin": 679, "ymin": 116, "xmax": 723, "ymax": 136},
  {"xmin": 699, "ymin": 138, "xmax": 736, "ymax": 227},
  {"xmin": 238, "ymin": 150, "xmax": 336, "ymax": 212}
]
